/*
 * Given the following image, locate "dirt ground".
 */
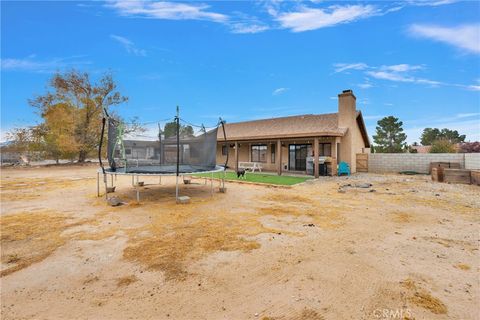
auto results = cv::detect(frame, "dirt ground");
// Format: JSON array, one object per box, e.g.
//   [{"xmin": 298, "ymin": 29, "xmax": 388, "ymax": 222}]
[{"xmin": 0, "ymin": 165, "xmax": 478, "ymax": 320}]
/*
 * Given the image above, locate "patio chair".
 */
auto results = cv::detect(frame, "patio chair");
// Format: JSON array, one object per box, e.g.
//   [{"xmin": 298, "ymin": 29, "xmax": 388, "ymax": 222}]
[{"xmin": 338, "ymin": 161, "xmax": 351, "ymax": 176}]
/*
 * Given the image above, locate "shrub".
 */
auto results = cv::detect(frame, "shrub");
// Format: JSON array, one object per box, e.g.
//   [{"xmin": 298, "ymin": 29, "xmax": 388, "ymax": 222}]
[{"xmin": 429, "ymin": 139, "xmax": 456, "ymax": 153}]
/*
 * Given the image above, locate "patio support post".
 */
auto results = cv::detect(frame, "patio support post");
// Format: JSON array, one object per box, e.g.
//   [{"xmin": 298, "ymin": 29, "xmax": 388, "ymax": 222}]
[
  {"xmin": 331, "ymin": 137, "xmax": 338, "ymax": 176},
  {"xmin": 234, "ymin": 141, "xmax": 239, "ymax": 172},
  {"xmin": 276, "ymin": 139, "xmax": 282, "ymax": 176},
  {"xmin": 314, "ymin": 137, "xmax": 319, "ymax": 178}
]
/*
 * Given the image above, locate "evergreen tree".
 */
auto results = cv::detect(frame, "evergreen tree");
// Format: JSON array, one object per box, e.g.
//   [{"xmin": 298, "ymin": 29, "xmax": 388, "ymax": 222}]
[
  {"xmin": 420, "ymin": 128, "xmax": 465, "ymax": 145},
  {"xmin": 373, "ymin": 116, "xmax": 407, "ymax": 153}
]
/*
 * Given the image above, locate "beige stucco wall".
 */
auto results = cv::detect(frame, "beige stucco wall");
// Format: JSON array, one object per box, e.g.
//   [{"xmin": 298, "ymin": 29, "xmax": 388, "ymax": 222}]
[
  {"xmin": 217, "ymin": 142, "xmax": 280, "ymax": 170},
  {"xmin": 337, "ymin": 91, "xmax": 369, "ymax": 173},
  {"xmin": 217, "ymin": 138, "xmax": 337, "ymax": 173}
]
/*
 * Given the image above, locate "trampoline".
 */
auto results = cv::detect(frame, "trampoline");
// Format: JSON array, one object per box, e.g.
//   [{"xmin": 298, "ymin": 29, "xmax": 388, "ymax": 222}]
[{"xmin": 97, "ymin": 107, "xmax": 228, "ymax": 202}]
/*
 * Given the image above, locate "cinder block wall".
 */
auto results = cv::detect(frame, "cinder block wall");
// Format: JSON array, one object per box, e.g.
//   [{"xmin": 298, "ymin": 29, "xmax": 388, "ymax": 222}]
[
  {"xmin": 368, "ymin": 153, "xmax": 467, "ymax": 174},
  {"xmin": 465, "ymin": 153, "xmax": 480, "ymax": 170}
]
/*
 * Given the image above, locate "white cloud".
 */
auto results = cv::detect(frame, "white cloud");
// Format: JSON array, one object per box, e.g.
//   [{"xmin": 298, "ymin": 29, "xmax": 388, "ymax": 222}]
[
  {"xmin": 366, "ymin": 70, "xmax": 443, "ymax": 86},
  {"xmin": 409, "ymin": 24, "xmax": 480, "ymax": 54},
  {"xmin": 456, "ymin": 112, "xmax": 480, "ymax": 118},
  {"xmin": 358, "ymin": 83, "xmax": 373, "ymax": 89},
  {"xmin": 110, "ymin": 34, "xmax": 147, "ymax": 56},
  {"xmin": 107, "ymin": 1, "xmax": 228, "ymax": 22},
  {"xmin": 230, "ymin": 23, "xmax": 269, "ymax": 34},
  {"xmin": 380, "ymin": 64, "xmax": 424, "ymax": 72},
  {"xmin": 1, "ymin": 56, "xmax": 91, "ymax": 73},
  {"xmin": 275, "ymin": 4, "xmax": 378, "ymax": 32},
  {"xmin": 407, "ymin": 0, "xmax": 459, "ymax": 6},
  {"xmin": 335, "ymin": 62, "xmax": 478, "ymax": 90},
  {"xmin": 465, "ymin": 84, "xmax": 480, "ymax": 91},
  {"xmin": 333, "ymin": 62, "xmax": 368, "ymax": 73},
  {"xmin": 272, "ymin": 87, "xmax": 289, "ymax": 95}
]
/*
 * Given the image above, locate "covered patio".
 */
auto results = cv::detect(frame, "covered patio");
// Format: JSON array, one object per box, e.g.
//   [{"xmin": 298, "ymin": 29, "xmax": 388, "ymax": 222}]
[{"xmin": 217, "ymin": 135, "xmax": 342, "ymax": 178}]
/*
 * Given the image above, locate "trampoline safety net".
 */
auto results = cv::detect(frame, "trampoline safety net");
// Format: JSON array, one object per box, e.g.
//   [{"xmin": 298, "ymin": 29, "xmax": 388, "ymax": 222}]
[{"xmin": 106, "ymin": 118, "xmax": 219, "ymax": 174}]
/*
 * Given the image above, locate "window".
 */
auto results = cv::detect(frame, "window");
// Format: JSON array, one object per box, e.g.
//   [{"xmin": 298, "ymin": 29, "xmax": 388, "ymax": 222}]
[
  {"xmin": 125, "ymin": 149, "xmax": 131, "ymax": 155},
  {"xmin": 319, "ymin": 143, "xmax": 331, "ymax": 157},
  {"xmin": 271, "ymin": 144, "xmax": 276, "ymax": 163},
  {"xmin": 222, "ymin": 145, "xmax": 228, "ymax": 156},
  {"xmin": 251, "ymin": 144, "xmax": 267, "ymax": 162}
]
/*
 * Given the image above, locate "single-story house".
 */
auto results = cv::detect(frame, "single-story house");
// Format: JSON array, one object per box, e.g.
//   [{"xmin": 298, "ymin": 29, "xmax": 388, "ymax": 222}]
[{"xmin": 216, "ymin": 89, "xmax": 371, "ymax": 177}]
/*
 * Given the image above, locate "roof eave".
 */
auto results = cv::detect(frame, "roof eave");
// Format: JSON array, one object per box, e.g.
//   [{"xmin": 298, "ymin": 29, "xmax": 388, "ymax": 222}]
[
  {"xmin": 219, "ymin": 131, "xmax": 345, "ymax": 142},
  {"xmin": 356, "ymin": 111, "xmax": 371, "ymax": 148}
]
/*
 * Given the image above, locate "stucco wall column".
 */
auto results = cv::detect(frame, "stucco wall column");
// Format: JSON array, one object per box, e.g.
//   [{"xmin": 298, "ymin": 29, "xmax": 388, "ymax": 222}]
[
  {"xmin": 234, "ymin": 141, "xmax": 239, "ymax": 171},
  {"xmin": 277, "ymin": 139, "xmax": 282, "ymax": 176},
  {"xmin": 314, "ymin": 137, "xmax": 319, "ymax": 178},
  {"xmin": 331, "ymin": 137, "xmax": 338, "ymax": 176}
]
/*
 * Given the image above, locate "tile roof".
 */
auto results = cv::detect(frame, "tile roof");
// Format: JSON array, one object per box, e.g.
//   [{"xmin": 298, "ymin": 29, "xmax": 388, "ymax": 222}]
[{"xmin": 217, "ymin": 113, "xmax": 347, "ymax": 141}]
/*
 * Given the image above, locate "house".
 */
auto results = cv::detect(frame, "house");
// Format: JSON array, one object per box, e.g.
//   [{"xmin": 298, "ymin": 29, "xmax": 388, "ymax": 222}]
[
  {"xmin": 216, "ymin": 89, "xmax": 370, "ymax": 177},
  {"xmin": 410, "ymin": 145, "xmax": 431, "ymax": 153}
]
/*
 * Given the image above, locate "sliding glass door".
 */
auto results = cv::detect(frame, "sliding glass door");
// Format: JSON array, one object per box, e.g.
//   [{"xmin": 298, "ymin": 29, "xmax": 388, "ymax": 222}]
[{"xmin": 288, "ymin": 144, "xmax": 312, "ymax": 171}]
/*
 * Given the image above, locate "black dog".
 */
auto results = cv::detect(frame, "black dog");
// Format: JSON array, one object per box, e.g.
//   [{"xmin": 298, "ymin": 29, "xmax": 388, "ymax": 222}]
[{"xmin": 236, "ymin": 169, "xmax": 246, "ymax": 179}]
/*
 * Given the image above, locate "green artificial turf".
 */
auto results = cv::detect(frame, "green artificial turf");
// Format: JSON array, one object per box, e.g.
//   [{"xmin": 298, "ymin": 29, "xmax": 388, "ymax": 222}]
[{"xmin": 193, "ymin": 171, "xmax": 311, "ymax": 186}]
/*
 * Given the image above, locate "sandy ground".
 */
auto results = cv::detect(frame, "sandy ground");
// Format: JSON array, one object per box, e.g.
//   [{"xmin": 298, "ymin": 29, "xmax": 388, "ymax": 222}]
[{"xmin": 0, "ymin": 164, "xmax": 479, "ymax": 320}]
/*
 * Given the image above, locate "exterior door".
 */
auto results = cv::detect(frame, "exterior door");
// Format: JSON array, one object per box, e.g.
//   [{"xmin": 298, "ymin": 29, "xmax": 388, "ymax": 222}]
[{"xmin": 288, "ymin": 144, "xmax": 311, "ymax": 171}]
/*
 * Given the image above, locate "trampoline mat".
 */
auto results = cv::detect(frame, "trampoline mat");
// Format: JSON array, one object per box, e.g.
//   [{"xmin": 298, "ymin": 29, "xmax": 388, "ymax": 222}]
[{"xmin": 105, "ymin": 164, "xmax": 222, "ymax": 175}]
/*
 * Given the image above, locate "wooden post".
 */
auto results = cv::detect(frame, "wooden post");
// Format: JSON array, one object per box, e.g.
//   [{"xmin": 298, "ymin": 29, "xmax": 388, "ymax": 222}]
[
  {"xmin": 277, "ymin": 139, "xmax": 282, "ymax": 176},
  {"xmin": 331, "ymin": 138, "xmax": 338, "ymax": 176},
  {"xmin": 314, "ymin": 137, "xmax": 319, "ymax": 178},
  {"xmin": 234, "ymin": 141, "xmax": 239, "ymax": 172}
]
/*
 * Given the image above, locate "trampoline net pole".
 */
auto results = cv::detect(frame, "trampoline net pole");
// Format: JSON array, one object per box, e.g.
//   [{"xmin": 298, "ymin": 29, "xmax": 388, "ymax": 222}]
[
  {"xmin": 176, "ymin": 106, "xmax": 180, "ymax": 202},
  {"xmin": 176, "ymin": 175, "xmax": 179, "ymax": 202}
]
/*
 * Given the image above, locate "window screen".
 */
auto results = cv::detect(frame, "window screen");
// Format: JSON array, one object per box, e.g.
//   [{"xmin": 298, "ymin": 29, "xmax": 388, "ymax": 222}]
[{"xmin": 251, "ymin": 145, "xmax": 267, "ymax": 162}]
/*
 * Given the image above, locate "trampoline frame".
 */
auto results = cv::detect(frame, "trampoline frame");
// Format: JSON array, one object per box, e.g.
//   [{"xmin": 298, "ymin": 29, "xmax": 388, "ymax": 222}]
[{"xmin": 96, "ymin": 165, "xmax": 225, "ymax": 202}]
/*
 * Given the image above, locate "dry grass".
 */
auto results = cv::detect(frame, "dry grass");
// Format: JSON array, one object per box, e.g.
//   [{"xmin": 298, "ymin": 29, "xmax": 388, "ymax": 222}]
[
  {"xmin": 71, "ymin": 228, "xmax": 118, "ymax": 241},
  {"xmin": 407, "ymin": 196, "xmax": 479, "ymax": 217},
  {"xmin": 401, "ymin": 279, "xmax": 448, "ymax": 314},
  {"xmin": 258, "ymin": 193, "xmax": 345, "ymax": 230},
  {"xmin": 1, "ymin": 209, "xmax": 117, "ymax": 277},
  {"xmin": 391, "ymin": 211, "xmax": 413, "ymax": 223},
  {"xmin": 455, "ymin": 263, "xmax": 471, "ymax": 271},
  {"xmin": 121, "ymin": 188, "xmax": 347, "ymax": 281},
  {"xmin": 123, "ymin": 203, "xmax": 278, "ymax": 281},
  {"xmin": 422, "ymin": 236, "xmax": 477, "ymax": 252},
  {"xmin": 261, "ymin": 309, "xmax": 325, "ymax": 320},
  {"xmin": 264, "ymin": 193, "xmax": 314, "ymax": 204},
  {"xmin": 1, "ymin": 211, "xmax": 69, "ymax": 277},
  {"xmin": 117, "ymin": 275, "xmax": 138, "ymax": 287},
  {"xmin": 0, "ymin": 177, "xmax": 94, "ymax": 201}
]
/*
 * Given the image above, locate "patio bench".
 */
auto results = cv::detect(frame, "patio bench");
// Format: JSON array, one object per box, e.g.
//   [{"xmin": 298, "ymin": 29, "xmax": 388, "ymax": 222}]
[{"xmin": 238, "ymin": 162, "xmax": 263, "ymax": 173}]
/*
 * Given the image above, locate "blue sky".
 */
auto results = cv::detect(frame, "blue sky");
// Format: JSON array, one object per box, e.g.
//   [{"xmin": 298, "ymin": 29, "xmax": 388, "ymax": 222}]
[{"xmin": 1, "ymin": 0, "xmax": 479, "ymax": 143}]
